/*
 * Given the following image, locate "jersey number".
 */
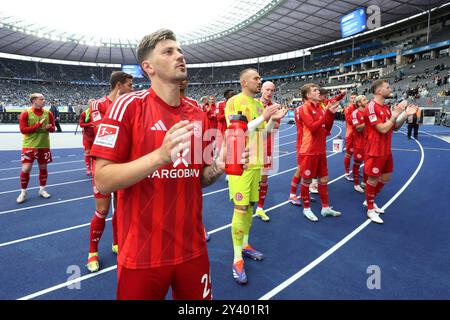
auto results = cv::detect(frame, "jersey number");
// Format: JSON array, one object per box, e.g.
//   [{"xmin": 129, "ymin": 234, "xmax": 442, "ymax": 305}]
[{"xmin": 201, "ymin": 272, "xmax": 211, "ymax": 299}]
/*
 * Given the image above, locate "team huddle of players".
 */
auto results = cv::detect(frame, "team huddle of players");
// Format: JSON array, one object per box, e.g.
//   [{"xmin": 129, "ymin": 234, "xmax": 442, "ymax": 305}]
[{"xmin": 16, "ymin": 29, "xmax": 419, "ymax": 300}]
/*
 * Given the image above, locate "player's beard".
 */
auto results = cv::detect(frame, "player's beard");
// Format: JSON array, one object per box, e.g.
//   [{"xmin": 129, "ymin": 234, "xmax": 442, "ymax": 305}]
[{"xmin": 172, "ymin": 69, "xmax": 188, "ymax": 82}]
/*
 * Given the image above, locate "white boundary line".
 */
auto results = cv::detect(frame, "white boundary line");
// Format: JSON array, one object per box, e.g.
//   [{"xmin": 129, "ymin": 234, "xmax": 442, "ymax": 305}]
[
  {"xmin": 0, "ymin": 159, "xmax": 85, "ymax": 172},
  {"xmin": 259, "ymin": 134, "xmax": 424, "ymax": 300},
  {"xmin": 0, "ymin": 168, "xmax": 87, "ymax": 181}
]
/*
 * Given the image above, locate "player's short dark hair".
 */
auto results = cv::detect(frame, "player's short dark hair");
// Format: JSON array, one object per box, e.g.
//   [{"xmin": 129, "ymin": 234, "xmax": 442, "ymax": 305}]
[
  {"xmin": 137, "ymin": 29, "xmax": 177, "ymax": 65},
  {"xmin": 239, "ymin": 68, "xmax": 258, "ymax": 81},
  {"xmin": 224, "ymin": 89, "xmax": 234, "ymax": 97},
  {"xmin": 301, "ymin": 83, "xmax": 319, "ymax": 100},
  {"xmin": 110, "ymin": 71, "xmax": 133, "ymax": 90},
  {"xmin": 350, "ymin": 91, "xmax": 358, "ymax": 96},
  {"xmin": 319, "ymin": 88, "xmax": 328, "ymax": 96},
  {"xmin": 371, "ymin": 79, "xmax": 388, "ymax": 94}
]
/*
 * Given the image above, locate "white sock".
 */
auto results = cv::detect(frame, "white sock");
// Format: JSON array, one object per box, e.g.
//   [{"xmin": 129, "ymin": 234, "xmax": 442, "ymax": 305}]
[
  {"xmin": 39, "ymin": 186, "xmax": 45, "ymax": 192},
  {"xmin": 21, "ymin": 189, "xmax": 26, "ymax": 193}
]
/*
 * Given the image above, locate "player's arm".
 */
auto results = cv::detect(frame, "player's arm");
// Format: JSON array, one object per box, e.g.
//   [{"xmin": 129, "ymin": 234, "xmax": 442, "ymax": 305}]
[
  {"xmin": 19, "ymin": 111, "xmax": 42, "ymax": 134},
  {"xmin": 352, "ymin": 113, "xmax": 365, "ymax": 132},
  {"xmin": 394, "ymin": 105, "xmax": 419, "ymax": 131},
  {"xmin": 45, "ymin": 111, "xmax": 56, "ymax": 132},
  {"xmin": 265, "ymin": 105, "xmax": 287, "ymax": 132},
  {"xmin": 247, "ymin": 105, "xmax": 278, "ymax": 132},
  {"xmin": 300, "ymin": 102, "xmax": 337, "ymax": 133},
  {"xmin": 79, "ymin": 111, "xmax": 90, "ymax": 128},
  {"xmin": 327, "ymin": 91, "xmax": 346, "ymax": 104},
  {"xmin": 374, "ymin": 101, "xmax": 407, "ymax": 133},
  {"xmin": 94, "ymin": 121, "xmax": 194, "ymax": 194}
]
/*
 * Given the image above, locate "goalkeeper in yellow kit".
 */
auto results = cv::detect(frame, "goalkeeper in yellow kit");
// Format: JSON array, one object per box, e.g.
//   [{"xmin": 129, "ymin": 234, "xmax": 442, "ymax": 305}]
[{"xmin": 225, "ymin": 69, "xmax": 286, "ymax": 285}]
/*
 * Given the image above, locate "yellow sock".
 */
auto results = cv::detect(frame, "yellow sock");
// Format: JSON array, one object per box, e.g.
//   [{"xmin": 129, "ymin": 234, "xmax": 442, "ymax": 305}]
[
  {"xmin": 231, "ymin": 208, "xmax": 247, "ymax": 263},
  {"xmin": 242, "ymin": 206, "xmax": 254, "ymax": 248}
]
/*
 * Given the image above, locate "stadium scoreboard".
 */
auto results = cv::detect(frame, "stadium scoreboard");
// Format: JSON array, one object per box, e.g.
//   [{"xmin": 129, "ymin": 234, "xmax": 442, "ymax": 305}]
[{"xmin": 340, "ymin": 8, "xmax": 367, "ymax": 38}]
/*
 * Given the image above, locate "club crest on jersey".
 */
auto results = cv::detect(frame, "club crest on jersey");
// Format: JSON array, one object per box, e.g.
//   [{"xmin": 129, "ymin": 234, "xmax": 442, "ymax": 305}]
[
  {"xmin": 235, "ymin": 192, "xmax": 244, "ymax": 201},
  {"xmin": 369, "ymin": 114, "xmax": 377, "ymax": 123},
  {"xmin": 372, "ymin": 167, "xmax": 380, "ymax": 174},
  {"xmin": 304, "ymin": 170, "xmax": 311, "ymax": 177},
  {"xmin": 94, "ymin": 124, "xmax": 119, "ymax": 148},
  {"xmin": 357, "ymin": 154, "xmax": 362, "ymax": 159}
]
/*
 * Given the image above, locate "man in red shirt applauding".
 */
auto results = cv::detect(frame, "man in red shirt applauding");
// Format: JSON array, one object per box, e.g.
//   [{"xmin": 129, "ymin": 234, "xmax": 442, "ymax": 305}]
[
  {"xmin": 17, "ymin": 93, "xmax": 55, "ymax": 203},
  {"xmin": 298, "ymin": 84, "xmax": 342, "ymax": 222},
  {"xmin": 364, "ymin": 80, "xmax": 419, "ymax": 224}
]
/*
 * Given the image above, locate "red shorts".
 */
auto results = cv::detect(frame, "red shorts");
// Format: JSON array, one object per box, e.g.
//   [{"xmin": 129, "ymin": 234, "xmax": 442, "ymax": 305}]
[
  {"xmin": 364, "ymin": 154, "xmax": 393, "ymax": 177},
  {"xmin": 353, "ymin": 148, "xmax": 365, "ymax": 163},
  {"xmin": 21, "ymin": 148, "xmax": 52, "ymax": 165},
  {"xmin": 300, "ymin": 154, "xmax": 328, "ymax": 179},
  {"xmin": 345, "ymin": 137, "xmax": 354, "ymax": 154},
  {"xmin": 91, "ymin": 158, "xmax": 111, "ymax": 199},
  {"xmin": 296, "ymin": 151, "xmax": 302, "ymax": 166},
  {"xmin": 117, "ymin": 253, "xmax": 212, "ymax": 300}
]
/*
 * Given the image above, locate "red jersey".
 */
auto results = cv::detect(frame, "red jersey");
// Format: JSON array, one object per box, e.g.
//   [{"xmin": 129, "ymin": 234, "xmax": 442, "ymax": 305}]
[
  {"xmin": 206, "ymin": 104, "xmax": 218, "ymax": 129},
  {"xmin": 90, "ymin": 88, "xmax": 210, "ymax": 269},
  {"xmin": 299, "ymin": 101, "xmax": 334, "ymax": 155},
  {"xmin": 216, "ymin": 101, "xmax": 227, "ymax": 125},
  {"xmin": 344, "ymin": 104, "xmax": 356, "ymax": 139},
  {"xmin": 90, "ymin": 96, "xmax": 113, "ymax": 134},
  {"xmin": 364, "ymin": 100, "xmax": 393, "ymax": 157},
  {"xmin": 294, "ymin": 106, "xmax": 303, "ymax": 151},
  {"xmin": 79, "ymin": 110, "xmax": 95, "ymax": 139},
  {"xmin": 19, "ymin": 107, "xmax": 55, "ymax": 134},
  {"xmin": 182, "ymin": 97, "xmax": 202, "ymax": 111},
  {"xmin": 351, "ymin": 108, "xmax": 365, "ymax": 149}
]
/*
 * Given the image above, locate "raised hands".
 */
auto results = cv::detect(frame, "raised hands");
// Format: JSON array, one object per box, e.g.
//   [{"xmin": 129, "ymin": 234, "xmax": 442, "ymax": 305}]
[{"xmin": 157, "ymin": 120, "xmax": 194, "ymax": 166}]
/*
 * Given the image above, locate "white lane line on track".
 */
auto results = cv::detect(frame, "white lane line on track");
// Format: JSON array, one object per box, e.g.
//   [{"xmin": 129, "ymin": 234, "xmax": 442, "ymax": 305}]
[{"xmin": 0, "ymin": 160, "xmax": 85, "ymax": 172}]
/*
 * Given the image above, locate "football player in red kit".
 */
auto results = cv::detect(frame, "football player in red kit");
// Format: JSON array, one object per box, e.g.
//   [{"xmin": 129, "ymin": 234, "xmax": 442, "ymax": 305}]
[
  {"xmin": 298, "ymin": 84, "xmax": 342, "ymax": 222},
  {"xmin": 90, "ymin": 29, "xmax": 247, "ymax": 300},
  {"xmin": 351, "ymin": 95, "xmax": 369, "ymax": 193},
  {"xmin": 363, "ymin": 80, "xmax": 418, "ymax": 224},
  {"xmin": 343, "ymin": 92, "xmax": 359, "ymax": 181},
  {"xmin": 86, "ymin": 71, "xmax": 133, "ymax": 272}
]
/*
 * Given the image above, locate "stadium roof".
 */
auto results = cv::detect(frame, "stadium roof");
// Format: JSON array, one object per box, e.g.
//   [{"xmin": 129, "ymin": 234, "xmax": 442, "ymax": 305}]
[{"xmin": 0, "ymin": 0, "xmax": 448, "ymax": 65}]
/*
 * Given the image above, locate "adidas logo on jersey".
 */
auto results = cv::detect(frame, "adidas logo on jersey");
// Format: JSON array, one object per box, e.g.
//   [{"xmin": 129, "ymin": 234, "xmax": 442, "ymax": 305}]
[{"xmin": 151, "ymin": 120, "xmax": 168, "ymax": 131}]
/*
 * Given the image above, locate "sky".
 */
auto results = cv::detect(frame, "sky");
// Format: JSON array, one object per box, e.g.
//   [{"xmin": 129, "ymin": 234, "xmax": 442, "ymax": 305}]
[{"xmin": 0, "ymin": 0, "xmax": 252, "ymax": 40}]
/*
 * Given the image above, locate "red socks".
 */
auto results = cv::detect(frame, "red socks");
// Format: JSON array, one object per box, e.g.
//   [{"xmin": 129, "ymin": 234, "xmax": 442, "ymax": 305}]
[
  {"xmin": 39, "ymin": 169, "xmax": 48, "ymax": 186},
  {"xmin": 318, "ymin": 182, "xmax": 329, "ymax": 208},
  {"xmin": 300, "ymin": 182, "xmax": 311, "ymax": 209},
  {"xmin": 365, "ymin": 182, "xmax": 377, "ymax": 210},
  {"xmin": 20, "ymin": 171, "xmax": 30, "ymax": 189},
  {"xmin": 344, "ymin": 155, "xmax": 351, "ymax": 174},
  {"xmin": 290, "ymin": 175, "xmax": 301, "ymax": 195},
  {"xmin": 89, "ymin": 211, "xmax": 107, "ymax": 253},
  {"xmin": 257, "ymin": 176, "xmax": 268, "ymax": 208},
  {"xmin": 353, "ymin": 163, "xmax": 361, "ymax": 186},
  {"xmin": 85, "ymin": 155, "xmax": 91, "ymax": 171}
]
